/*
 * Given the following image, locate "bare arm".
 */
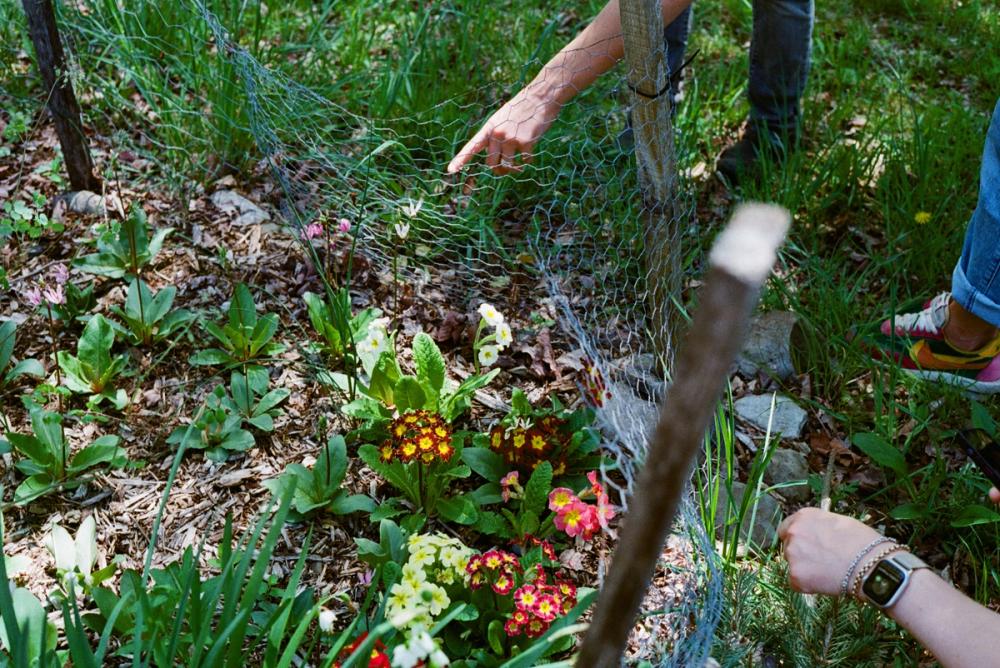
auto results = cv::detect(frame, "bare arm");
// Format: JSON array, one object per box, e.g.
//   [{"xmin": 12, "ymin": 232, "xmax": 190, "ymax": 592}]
[
  {"xmin": 447, "ymin": 0, "xmax": 693, "ymax": 175},
  {"xmin": 780, "ymin": 504, "xmax": 1000, "ymax": 668}
]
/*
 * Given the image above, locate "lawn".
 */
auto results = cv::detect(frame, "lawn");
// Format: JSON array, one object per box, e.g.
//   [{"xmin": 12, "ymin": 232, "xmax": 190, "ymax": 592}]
[{"xmin": 1, "ymin": 0, "xmax": 998, "ymax": 665}]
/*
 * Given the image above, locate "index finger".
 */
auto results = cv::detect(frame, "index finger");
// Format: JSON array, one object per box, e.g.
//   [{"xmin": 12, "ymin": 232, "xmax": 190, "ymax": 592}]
[{"xmin": 447, "ymin": 128, "xmax": 489, "ymax": 174}]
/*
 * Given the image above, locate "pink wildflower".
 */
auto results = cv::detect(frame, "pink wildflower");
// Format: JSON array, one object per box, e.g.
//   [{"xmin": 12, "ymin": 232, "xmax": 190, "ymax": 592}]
[
  {"xmin": 596, "ymin": 492, "xmax": 617, "ymax": 529},
  {"xmin": 25, "ymin": 286, "xmax": 43, "ymax": 307},
  {"xmin": 51, "ymin": 263, "xmax": 70, "ymax": 285},
  {"xmin": 586, "ymin": 470, "xmax": 605, "ymax": 498},
  {"xmin": 553, "ymin": 501, "xmax": 588, "ymax": 538},
  {"xmin": 500, "ymin": 470, "xmax": 521, "ymax": 502},
  {"xmin": 337, "ymin": 218, "xmax": 352, "ymax": 233},
  {"xmin": 303, "ymin": 222, "xmax": 324, "ymax": 240},
  {"xmin": 43, "ymin": 284, "xmax": 65, "ymax": 305}
]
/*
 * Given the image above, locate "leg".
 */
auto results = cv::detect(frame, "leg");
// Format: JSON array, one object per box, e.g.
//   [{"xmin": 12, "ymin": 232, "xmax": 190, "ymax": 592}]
[
  {"xmin": 951, "ymin": 99, "xmax": 1000, "ymax": 332},
  {"xmin": 747, "ymin": 0, "xmax": 814, "ymax": 137}
]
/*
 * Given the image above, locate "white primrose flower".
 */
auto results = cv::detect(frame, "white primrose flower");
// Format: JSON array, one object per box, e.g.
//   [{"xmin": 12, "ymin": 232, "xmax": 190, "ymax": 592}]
[
  {"xmin": 318, "ymin": 608, "xmax": 337, "ymax": 633},
  {"xmin": 478, "ymin": 345, "xmax": 499, "ymax": 368},
  {"xmin": 477, "ymin": 302, "xmax": 504, "ymax": 327},
  {"xmin": 494, "ymin": 321, "xmax": 513, "ymax": 350},
  {"xmin": 360, "ymin": 326, "xmax": 387, "ymax": 355}
]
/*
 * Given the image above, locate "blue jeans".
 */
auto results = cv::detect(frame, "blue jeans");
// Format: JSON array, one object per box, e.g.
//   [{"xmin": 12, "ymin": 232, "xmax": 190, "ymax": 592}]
[
  {"xmin": 952, "ymin": 99, "xmax": 1000, "ymax": 327},
  {"xmin": 664, "ymin": 0, "xmax": 814, "ymax": 133}
]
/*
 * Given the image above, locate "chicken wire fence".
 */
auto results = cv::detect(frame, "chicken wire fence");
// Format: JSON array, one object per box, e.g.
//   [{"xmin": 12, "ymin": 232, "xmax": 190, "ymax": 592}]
[{"xmin": 46, "ymin": 0, "xmax": 724, "ymax": 663}]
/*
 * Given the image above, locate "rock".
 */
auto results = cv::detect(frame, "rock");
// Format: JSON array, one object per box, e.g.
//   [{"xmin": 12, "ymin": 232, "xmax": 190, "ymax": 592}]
[
  {"xmin": 733, "ymin": 393, "xmax": 807, "ymax": 439},
  {"xmin": 765, "ymin": 447, "xmax": 812, "ymax": 503},
  {"xmin": 210, "ymin": 189, "xmax": 271, "ymax": 226},
  {"xmin": 713, "ymin": 481, "xmax": 783, "ymax": 550},
  {"xmin": 736, "ymin": 310, "xmax": 799, "ymax": 381},
  {"xmin": 52, "ymin": 191, "xmax": 104, "ymax": 220}
]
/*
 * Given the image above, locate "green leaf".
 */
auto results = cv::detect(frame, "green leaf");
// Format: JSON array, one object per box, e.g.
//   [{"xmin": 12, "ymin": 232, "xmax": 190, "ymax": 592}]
[
  {"xmin": 78, "ymin": 314, "xmax": 115, "ymax": 375},
  {"xmin": 189, "ymin": 349, "xmax": 235, "ymax": 366},
  {"xmin": 412, "ymin": 332, "xmax": 446, "ymax": 396},
  {"xmin": 487, "ymin": 619, "xmax": 505, "ymax": 655},
  {"xmin": 229, "ymin": 283, "xmax": 258, "ymax": 332},
  {"xmin": 7, "ymin": 433, "xmax": 53, "ymax": 468},
  {"xmin": 523, "ymin": 461, "xmax": 553, "ymax": 516},
  {"xmin": 329, "ymin": 494, "xmax": 376, "ymax": 515},
  {"xmin": 68, "ymin": 436, "xmax": 124, "ymax": 473},
  {"xmin": 971, "ymin": 400, "xmax": 996, "ymax": 436},
  {"xmin": 30, "ymin": 408, "xmax": 64, "ymax": 457},
  {"xmin": 462, "ymin": 447, "xmax": 508, "ymax": 483},
  {"xmin": 318, "ymin": 436, "xmax": 350, "ymax": 489},
  {"xmin": 394, "ymin": 375, "xmax": 426, "ymax": 413},
  {"xmin": 14, "ymin": 474, "xmax": 55, "ymax": 504},
  {"xmin": 0, "ymin": 320, "xmax": 15, "ymax": 369},
  {"xmin": 851, "ymin": 432, "xmax": 907, "ymax": 477},
  {"xmin": 951, "ymin": 504, "xmax": 1000, "ymax": 527},
  {"xmin": 6, "ymin": 358, "xmax": 44, "ymax": 383},
  {"xmin": 436, "ymin": 495, "xmax": 478, "ymax": 525},
  {"xmin": 889, "ymin": 503, "xmax": 928, "ymax": 521},
  {"xmin": 220, "ymin": 429, "xmax": 255, "ymax": 452}
]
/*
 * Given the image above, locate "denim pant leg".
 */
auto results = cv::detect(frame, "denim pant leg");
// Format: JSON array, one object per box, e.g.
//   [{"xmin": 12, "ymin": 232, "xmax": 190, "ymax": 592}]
[
  {"xmin": 747, "ymin": 0, "xmax": 814, "ymax": 134},
  {"xmin": 952, "ymin": 99, "xmax": 1000, "ymax": 327},
  {"xmin": 664, "ymin": 4, "xmax": 693, "ymax": 104}
]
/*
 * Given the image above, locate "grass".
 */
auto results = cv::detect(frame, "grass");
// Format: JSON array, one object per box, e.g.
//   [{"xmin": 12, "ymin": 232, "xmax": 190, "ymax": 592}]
[{"xmin": 3, "ymin": 0, "xmax": 999, "ymax": 664}]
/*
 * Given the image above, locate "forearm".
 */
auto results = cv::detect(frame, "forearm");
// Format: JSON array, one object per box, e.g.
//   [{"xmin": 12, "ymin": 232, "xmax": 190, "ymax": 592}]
[
  {"xmin": 525, "ymin": 0, "xmax": 693, "ymax": 108},
  {"xmin": 887, "ymin": 569, "xmax": 1000, "ymax": 667}
]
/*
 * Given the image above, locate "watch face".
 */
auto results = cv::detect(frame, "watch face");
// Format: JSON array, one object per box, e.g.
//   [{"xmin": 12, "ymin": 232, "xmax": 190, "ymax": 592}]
[{"xmin": 863, "ymin": 560, "xmax": 906, "ymax": 606}]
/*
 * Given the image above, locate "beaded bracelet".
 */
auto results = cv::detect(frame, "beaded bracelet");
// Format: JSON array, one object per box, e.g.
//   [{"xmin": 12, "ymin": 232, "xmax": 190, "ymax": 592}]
[
  {"xmin": 851, "ymin": 543, "xmax": 904, "ymax": 598},
  {"xmin": 840, "ymin": 537, "xmax": 895, "ymax": 597}
]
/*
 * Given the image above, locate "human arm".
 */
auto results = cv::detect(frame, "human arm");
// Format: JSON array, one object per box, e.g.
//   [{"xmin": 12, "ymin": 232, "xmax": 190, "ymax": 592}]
[
  {"xmin": 779, "ymin": 507, "xmax": 1000, "ymax": 668},
  {"xmin": 446, "ymin": 0, "xmax": 693, "ymax": 175}
]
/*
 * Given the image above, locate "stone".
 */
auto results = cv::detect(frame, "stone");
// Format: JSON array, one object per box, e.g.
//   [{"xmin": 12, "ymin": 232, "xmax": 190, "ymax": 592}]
[
  {"xmin": 765, "ymin": 447, "xmax": 812, "ymax": 503},
  {"xmin": 713, "ymin": 480, "xmax": 783, "ymax": 550},
  {"xmin": 736, "ymin": 310, "xmax": 799, "ymax": 381},
  {"xmin": 210, "ymin": 189, "xmax": 271, "ymax": 226},
  {"xmin": 733, "ymin": 393, "xmax": 807, "ymax": 439}
]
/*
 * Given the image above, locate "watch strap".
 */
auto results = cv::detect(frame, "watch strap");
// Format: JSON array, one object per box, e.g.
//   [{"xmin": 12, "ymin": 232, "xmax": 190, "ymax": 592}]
[{"xmin": 887, "ymin": 551, "xmax": 929, "ymax": 571}]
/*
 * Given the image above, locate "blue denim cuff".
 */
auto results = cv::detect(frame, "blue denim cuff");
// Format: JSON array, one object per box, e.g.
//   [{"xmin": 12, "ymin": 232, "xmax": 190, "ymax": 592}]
[{"xmin": 952, "ymin": 262, "xmax": 1000, "ymax": 328}]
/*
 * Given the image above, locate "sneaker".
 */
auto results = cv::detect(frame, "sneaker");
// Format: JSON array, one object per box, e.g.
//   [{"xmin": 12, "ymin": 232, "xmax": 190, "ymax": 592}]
[
  {"xmin": 716, "ymin": 124, "xmax": 795, "ymax": 186},
  {"xmin": 870, "ymin": 292, "xmax": 1000, "ymax": 393}
]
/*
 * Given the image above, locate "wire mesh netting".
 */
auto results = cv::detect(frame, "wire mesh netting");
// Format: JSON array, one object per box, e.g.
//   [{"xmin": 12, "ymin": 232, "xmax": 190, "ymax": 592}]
[{"xmin": 48, "ymin": 0, "xmax": 724, "ymax": 663}]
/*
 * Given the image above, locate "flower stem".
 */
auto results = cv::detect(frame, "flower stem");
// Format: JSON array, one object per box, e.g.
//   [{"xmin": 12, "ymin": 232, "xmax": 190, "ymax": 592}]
[{"xmin": 45, "ymin": 302, "xmax": 65, "ymax": 466}]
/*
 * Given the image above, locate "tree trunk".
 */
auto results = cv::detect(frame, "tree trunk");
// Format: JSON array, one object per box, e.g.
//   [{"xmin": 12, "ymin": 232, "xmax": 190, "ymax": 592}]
[{"xmin": 21, "ymin": 0, "xmax": 102, "ymax": 193}]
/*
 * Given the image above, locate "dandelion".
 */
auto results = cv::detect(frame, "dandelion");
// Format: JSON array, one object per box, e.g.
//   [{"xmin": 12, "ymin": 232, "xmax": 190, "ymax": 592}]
[
  {"xmin": 495, "ymin": 321, "xmax": 513, "ymax": 349},
  {"xmin": 478, "ymin": 345, "xmax": 498, "ymax": 367},
  {"xmin": 303, "ymin": 222, "xmax": 324, "ymax": 240},
  {"xmin": 914, "ymin": 211, "xmax": 932, "ymax": 225},
  {"xmin": 337, "ymin": 218, "xmax": 352, "ymax": 233},
  {"xmin": 394, "ymin": 221, "xmax": 410, "ymax": 240},
  {"xmin": 478, "ymin": 302, "xmax": 504, "ymax": 327},
  {"xmin": 318, "ymin": 608, "xmax": 337, "ymax": 633}
]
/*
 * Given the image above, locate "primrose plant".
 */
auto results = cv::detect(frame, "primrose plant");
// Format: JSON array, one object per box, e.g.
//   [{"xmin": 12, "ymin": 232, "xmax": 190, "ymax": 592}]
[
  {"xmin": 5, "ymin": 407, "xmax": 126, "ymax": 505},
  {"xmin": 57, "ymin": 314, "xmax": 129, "ymax": 410},
  {"xmin": 111, "ymin": 278, "xmax": 194, "ymax": 347},
  {"xmin": 190, "ymin": 283, "xmax": 286, "ymax": 368}
]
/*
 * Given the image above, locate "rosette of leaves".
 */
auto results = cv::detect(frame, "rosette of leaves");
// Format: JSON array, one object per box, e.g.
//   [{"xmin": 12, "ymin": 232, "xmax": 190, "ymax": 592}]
[
  {"xmin": 344, "ymin": 332, "xmax": 500, "ymax": 435},
  {"xmin": 5, "ymin": 407, "xmax": 126, "ymax": 505},
  {"xmin": 189, "ymin": 283, "xmax": 286, "ymax": 368},
  {"xmin": 56, "ymin": 314, "xmax": 129, "ymax": 409},
  {"xmin": 303, "ymin": 288, "xmax": 379, "ymax": 362},
  {"xmin": 264, "ymin": 435, "xmax": 375, "ymax": 519},
  {"xmin": 74, "ymin": 205, "xmax": 172, "ymax": 279},
  {"xmin": 44, "ymin": 516, "xmax": 118, "ymax": 596},
  {"xmin": 0, "ymin": 320, "xmax": 44, "ymax": 393},
  {"xmin": 166, "ymin": 390, "xmax": 255, "ymax": 462},
  {"xmin": 111, "ymin": 278, "xmax": 194, "ymax": 347},
  {"xmin": 223, "ymin": 367, "xmax": 289, "ymax": 431},
  {"xmin": 49, "ymin": 280, "xmax": 97, "ymax": 325}
]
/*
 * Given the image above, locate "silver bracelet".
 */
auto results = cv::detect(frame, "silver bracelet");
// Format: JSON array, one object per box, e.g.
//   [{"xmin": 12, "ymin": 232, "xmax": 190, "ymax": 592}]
[{"xmin": 840, "ymin": 536, "xmax": 895, "ymax": 597}]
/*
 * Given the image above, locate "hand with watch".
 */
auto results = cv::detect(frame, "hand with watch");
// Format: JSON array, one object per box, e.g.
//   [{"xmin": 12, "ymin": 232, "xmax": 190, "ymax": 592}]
[{"xmin": 780, "ymin": 507, "xmax": 1000, "ymax": 667}]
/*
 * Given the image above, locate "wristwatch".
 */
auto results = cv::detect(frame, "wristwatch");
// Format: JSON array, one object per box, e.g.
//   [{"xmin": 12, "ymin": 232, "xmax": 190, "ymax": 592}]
[{"xmin": 861, "ymin": 551, "xmax": 930, "ymax": 608}]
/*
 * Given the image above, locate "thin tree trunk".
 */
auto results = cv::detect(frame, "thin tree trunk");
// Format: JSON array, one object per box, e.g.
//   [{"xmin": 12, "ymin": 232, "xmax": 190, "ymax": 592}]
[{"xmin": 21, "ymin": 0, "xmax": 102, "ymax": 192}]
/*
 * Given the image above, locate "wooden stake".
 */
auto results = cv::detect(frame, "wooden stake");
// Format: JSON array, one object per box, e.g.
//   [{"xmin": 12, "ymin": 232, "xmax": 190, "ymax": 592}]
[
  {"xmin": 576, "ymin": 204, "xmax": 790, "ymax": 667},
  {"xmin": 618, "ymin": 0, "xmax": 681, "ymax": 367},
  {"xmin": 21, "ymin": 0, "xmax": 101, "ymax": 192}
]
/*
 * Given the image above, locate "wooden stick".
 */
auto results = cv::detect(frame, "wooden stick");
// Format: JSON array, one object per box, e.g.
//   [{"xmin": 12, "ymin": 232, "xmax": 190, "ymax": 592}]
[
  {"xmin": 576, "ymin": 203, "xmax": 790, "ymax": 667},
  {"xmin": 21, "ymin": 0, "xmax": 102, "ymax": 192}
]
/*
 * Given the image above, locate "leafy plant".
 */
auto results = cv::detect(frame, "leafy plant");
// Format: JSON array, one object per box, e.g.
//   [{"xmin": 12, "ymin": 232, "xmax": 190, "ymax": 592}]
[
  {"xmin": 56, "ymin": 314, "xmax": 129, "ymax": 410},
  {"xmin": 111, "ymin": 278, "xmax": 194, "ymax": 346},
  {"xmin": 189, "ymin": 283, "xmax": 286, "ymax": 368},
  {"xmin": 166, "ymin": 390, "xmax": 255, "ymax": 462},
  {"xmin": 49, "ymin": 280, "xmax": 97, "ymax": 325},
  {"xmin": 44, "ymin": 516, "xmax": 118, "ymax": 594},
  {"xmin": 6, "ymin": 407, "xmax": 126, "ymax": 505},
  {"xmin": 263, "ymin": 435, "xmax": 375, "ymax": 519},
  {"xmin": 0, "ymin": 193, "xmax": 63, "ymax": 240},
  {"xmin": 303, "ymin": 288, "xmax": 379, "ymax": 363},
  {"xmin": 0, "ymin": 320, "xmax": 44, "ymax": 393},
  {"xmin": 222, "ymin": 367, "xmax": 289, "ymax": 431},
  {"xmin": 355, "ymin": 518, "xmax": 409, "ymax": 569},
  {"xmin": 74, "ymin": 205, "xmax": 172, "ymax": 279}
]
